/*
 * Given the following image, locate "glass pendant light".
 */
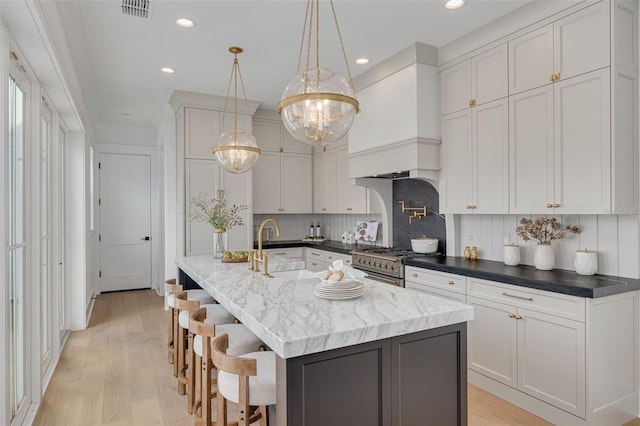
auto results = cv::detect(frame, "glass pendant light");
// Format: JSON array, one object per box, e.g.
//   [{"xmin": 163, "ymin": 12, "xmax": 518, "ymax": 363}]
[
  {"xmin": 278, "ymin": 0, "xmax": 360, "ymax": 146},
  {"xmin": 213, "ymin": 46, "xmax": 260, "ymax": 174}
]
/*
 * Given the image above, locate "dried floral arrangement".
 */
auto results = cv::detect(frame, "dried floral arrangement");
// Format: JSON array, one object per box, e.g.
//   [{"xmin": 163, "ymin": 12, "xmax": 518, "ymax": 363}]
[
  {"xmin": 515, "ymin": 217, "xmax": 580, "ymax": 244},
  {"xmin": 189, "ymin": 192, "xmax": 248, "ymax": 231}
]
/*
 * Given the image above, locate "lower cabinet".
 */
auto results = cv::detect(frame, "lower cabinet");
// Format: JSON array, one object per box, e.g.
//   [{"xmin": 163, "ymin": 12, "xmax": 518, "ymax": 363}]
[
  {"xmin": 405, "ymin": 266, "xmax": 467, "ymax": 303},
  {"xmin": 305, "ymin": 248, "xmax": 352, "ymax": 272},
  {"xmin": 283, "ymin": 323, "xmax": 467, "ymax": 426},
  {"xmin": 263, "ymin": 247, "xmax": 303, "ymax": 260}
]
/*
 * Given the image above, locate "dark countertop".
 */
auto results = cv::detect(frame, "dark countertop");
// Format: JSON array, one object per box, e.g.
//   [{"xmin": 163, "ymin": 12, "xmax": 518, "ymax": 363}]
[
  {"xmin": 404, "ymin": 256, "xmax": 640, "ymax": 298},
  {"xmin": 253, "ymin": 239, "xmax": 362, "ymax": 256}
]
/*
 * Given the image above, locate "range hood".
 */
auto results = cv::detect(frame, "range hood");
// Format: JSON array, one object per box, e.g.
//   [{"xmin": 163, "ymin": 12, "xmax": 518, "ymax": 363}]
[{"xmin": 347, "ymin": 43, "xmax": 441, "ymax": 186}]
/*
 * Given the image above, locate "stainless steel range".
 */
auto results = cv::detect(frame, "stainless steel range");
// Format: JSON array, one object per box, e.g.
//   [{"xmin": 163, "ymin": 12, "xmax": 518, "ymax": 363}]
[{"xmin": 351, "ymin": 248, "xmax": 442, "ymax": 287}]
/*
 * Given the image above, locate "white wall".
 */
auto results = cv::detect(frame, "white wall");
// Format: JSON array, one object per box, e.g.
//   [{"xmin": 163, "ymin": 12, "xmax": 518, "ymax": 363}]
[{"xmin": 457, "ymin": 214, "xmax": 640, "ymax": 279}]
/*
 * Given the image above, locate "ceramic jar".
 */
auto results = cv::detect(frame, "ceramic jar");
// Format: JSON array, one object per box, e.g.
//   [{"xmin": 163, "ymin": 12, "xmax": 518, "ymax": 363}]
[
  {"xmin": 503, "ymin": 244, "xmax": 520, "ymax": 266},
  {"xmin": 534, "ymin": 243, "xmax": 555, "ymax": 270},
  {"xmin": 575, "ymin": 249, "xmax": 598, "ymax": 275}
]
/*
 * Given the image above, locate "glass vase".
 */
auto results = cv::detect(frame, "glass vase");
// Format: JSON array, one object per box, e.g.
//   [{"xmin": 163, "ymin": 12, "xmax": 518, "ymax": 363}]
[{"xmin": 212, "ymin": 228, "xmax": 228, "ymax": 259}]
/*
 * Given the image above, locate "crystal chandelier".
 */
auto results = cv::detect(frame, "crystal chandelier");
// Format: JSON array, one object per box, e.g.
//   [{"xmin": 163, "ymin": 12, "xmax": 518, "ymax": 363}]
[
  {"xmin": 278, "ymin": 0, "xmax": 360, "ymax": 146},
  {"xmin": 213, "ymin": 47, "xmax": 260, "ymax": 174}
]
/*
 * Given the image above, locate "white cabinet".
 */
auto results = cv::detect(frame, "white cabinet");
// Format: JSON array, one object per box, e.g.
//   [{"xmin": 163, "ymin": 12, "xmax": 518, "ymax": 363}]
[
  {"xmin": 510, "ymin": 68, "xmax": 611, "ymax": 214},
  {"xmin": 467, "ymin": 278, "xmax": 586, "ymax": 418},
  {"xmin": 253, "ymin": 116, "xmax": 312, "ymax": 213},
  {"xmin": 441, "ymin": 98, "xmax": 508, "ymax": 214},
  {"xmin": 264, "ymin": 247, "xmax": 303, "ymax": 260},
  {"xmin": 336, "ymin": 145, "xmax": 367, "ymax": 213},
  {"xmin": 508, "ymin": 1, "xmax": 609, "ymax": 96},
  {"xmin": 313, "ymin": 148, "xmax": 338, "ymax": 213},
  {"xmin": 441, "ymin": 44, "xmax": 508, "ymax": 115},
  {"xmin": 185, "ymin": 107, "xmax": 252, "ymax": 160},
  {"xmin": 405, "ymin": 266, "xmax": 466, "ymax": 303},
  {"xmin": 305, "ymin": 248, "xmax": 352, "ymax": 272}
]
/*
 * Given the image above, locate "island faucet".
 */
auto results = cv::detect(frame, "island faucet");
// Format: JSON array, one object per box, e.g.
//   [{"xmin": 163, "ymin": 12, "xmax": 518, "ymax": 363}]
[{"xmin": 253, "ymin": 218, "xmax": 281, "ymax": 277}]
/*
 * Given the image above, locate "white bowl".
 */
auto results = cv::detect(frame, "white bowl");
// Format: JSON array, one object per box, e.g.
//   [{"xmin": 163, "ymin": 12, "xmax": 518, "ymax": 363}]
[{"xmin": 411, "ymin": 237, "xmax": 439, "ymax": 254}]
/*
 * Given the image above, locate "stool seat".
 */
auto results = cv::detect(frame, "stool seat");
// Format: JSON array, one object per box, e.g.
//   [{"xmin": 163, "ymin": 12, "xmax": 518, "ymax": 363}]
[
  {"xmin": 194, "ymin": 324, "xmax": 262, "ymax": 357},
  {"xmin": 217, "ymin": 351, "xmax": 276, "ymax": 407},
  {"xmin": 168, "ymin": 289, "xmax": 213, "ymax": 308},
  {"xmin": 178, "ymin": 304, "xmax": 234, "ymax": 329}
]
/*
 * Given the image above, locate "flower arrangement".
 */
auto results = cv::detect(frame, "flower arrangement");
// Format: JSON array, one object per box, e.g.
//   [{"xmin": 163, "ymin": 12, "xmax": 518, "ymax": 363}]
[
  {"xmin": 189, "ymin": 192, "xmax": 248, "ymax": 231},
  {"xmin": 515, "ymin": 217, "xmax": 580, "ymax": 244}
]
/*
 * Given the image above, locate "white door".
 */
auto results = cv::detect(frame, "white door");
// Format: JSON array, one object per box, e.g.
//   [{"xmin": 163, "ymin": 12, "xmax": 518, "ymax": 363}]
[{"xmin": 99, "ymin": 153, "xmax": 151, "ymax": 292}]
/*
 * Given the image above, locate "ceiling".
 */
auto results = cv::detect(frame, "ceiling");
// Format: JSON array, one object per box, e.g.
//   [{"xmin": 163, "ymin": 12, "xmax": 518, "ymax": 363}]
[{"xmin": 54, "ymin": 0, "xmax": 534, "ymax": 136}]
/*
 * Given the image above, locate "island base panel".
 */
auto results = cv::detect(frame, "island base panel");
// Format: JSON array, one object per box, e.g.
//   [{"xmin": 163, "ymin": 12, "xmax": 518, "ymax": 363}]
[{"xmin": 284, "ymin": 323, "xmax": 467, "ymax": 426}]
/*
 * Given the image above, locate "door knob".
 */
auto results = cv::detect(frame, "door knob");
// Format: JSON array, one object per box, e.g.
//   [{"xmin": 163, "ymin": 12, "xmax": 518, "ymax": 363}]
[{"xmin": 141, "ymin": 236, "xmax": 151, "ymax": 241}]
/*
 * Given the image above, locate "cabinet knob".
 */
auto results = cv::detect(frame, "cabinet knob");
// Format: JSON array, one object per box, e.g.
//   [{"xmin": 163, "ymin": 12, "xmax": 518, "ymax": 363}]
[
  {"xmin": 546, "ymin": 203, "xmax": 553, "ymax": 208},
  {"xmin": 469, "ymin": 99, "xmax": 476, "ymax": 107},
  {"xmin": 412, "ymin": 273, "xmax": 418, "ymax": 278},
  {"xmin": 508, "ymin": 313, "xmax": 517, "ymax": 319},
  {"xmin": 515, "ymin": 314, "xmax": 523, "ymax": 320},
  {"xmin": 279, "ymin": 147, "xmax": 284, "ymax": 153},
  {"xmin": 553, "ymin": 203, "xmax": 560, "ymax": 208},
  {"xmin": 448, "ymin": 280, "xmax": 455, "ymax": 285},
  {"xmin": 550, "ymin": 72, "xmax": 561, "ymax": 82}
]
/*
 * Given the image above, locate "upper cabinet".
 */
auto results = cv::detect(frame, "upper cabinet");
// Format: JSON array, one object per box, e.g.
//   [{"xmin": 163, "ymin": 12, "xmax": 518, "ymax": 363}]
[
  {"xmin": 441, "ymin": 44, "xmax": 508, "ymax": 116},
  {"xmin": 252, "ymin": 115, "xmax": 312, "ymax": 214},
  {"xmin": 185, "ymin": 107, "xmax": 252, "ymax": 160},
  {"xmin": 441, "ymin": 0, "xmax": 638, "ymax": 215},
  {"xmin": 509, "ymin": 1, "xmax": 610, "ymax": 95}
]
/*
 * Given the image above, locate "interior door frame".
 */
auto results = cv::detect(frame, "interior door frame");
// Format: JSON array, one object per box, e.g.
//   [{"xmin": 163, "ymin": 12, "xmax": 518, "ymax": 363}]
[{"xmin": 95, "ymin": 144, "xmax": 163, "ymax": 294}]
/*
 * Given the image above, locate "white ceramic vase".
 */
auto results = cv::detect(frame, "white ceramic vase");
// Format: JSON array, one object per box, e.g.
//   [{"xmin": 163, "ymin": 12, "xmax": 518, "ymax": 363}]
[
  {"xmin": 534, "ymin": 243, "xmax": 554, "ymax": 270},
  {"xmin": 503, "ymin": 244, "xmax": 521, "ymax": 266},
  {"xmin": 212, "ymin": 228, "xmax": 228, "ymax": 259}
]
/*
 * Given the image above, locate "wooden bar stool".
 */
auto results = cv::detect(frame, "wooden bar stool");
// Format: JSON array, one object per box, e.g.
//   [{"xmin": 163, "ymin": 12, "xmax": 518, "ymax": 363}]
[
  {"xmin": 166, "ymin": 278, "xmax": 214, "ymax": 376},
  {"xmin": 176, "ymin": 294, "xmax": 235, "ymax": 414},
  {"xmin": 212, "ymin": 333, "xmax": 276, "ymax": 426},
  {"xmin": 190, "ymin": 308, "xmax": 266, "ymax": 426}
]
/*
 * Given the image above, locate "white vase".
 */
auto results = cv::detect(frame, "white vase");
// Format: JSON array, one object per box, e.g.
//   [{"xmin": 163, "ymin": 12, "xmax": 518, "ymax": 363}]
[
  {"xmin": 503, "ymin": 244, "xmax": 521, "ymax": 266},
  {"xmin": 533, "ymin": 243, "xmax": 554, "ymax": 270},
  {"xmin": 212, "ymin": 229, "xmax": 228, "ymax": 259}
]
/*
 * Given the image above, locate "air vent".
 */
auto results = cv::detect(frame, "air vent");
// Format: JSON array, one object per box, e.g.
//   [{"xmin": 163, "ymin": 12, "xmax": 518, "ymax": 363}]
[{"xmin": 122, "ymin": 0, "xmax": 152, "ymax": 19}]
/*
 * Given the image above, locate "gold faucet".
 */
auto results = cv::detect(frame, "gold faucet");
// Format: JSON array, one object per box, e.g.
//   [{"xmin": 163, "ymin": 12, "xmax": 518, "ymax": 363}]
[{"xmin": 253, "ymin": 218, "xmax": 281, "ymax": 277}]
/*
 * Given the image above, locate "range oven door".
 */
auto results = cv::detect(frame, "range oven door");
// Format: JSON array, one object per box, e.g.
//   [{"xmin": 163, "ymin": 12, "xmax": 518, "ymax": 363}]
[{"xmin": 358, "ymin": 269, "xmax": 404, "ymax": 287}]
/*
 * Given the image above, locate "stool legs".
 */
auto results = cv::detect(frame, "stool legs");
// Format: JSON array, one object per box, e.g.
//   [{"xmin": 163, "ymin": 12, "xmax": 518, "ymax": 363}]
[
  {"xmin": 172, "ymin": 307, "xmax": 180, "ymax": 377},
  {"xmin": 177, "ymin": 321, "xmax": 188, "ymax": 394},
  {"xmin": 168, "ymin": 306, "xmax": 175, "ymax": 364}
]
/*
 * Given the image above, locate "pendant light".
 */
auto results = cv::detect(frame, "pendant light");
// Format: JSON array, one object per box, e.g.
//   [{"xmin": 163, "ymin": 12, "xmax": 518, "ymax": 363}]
[
  {"xmin": 213, "ymin": 47, "xmax": 260, "ymax": 174},
  {"xmin": 278, "ymin": 0, "xmax": 360, "ymax": 146}
]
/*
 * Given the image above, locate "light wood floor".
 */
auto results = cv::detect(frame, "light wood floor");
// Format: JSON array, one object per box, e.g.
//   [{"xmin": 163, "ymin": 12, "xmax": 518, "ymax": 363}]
[{"xmin": 33, "ymin": 289, "xmax": 640, "ymax": 426}]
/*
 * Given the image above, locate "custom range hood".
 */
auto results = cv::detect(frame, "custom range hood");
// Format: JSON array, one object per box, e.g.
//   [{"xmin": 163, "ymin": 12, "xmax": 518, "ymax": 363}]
[{"xmin": 347, "ymin": 43, "xmax": 441, "ymax": 185}]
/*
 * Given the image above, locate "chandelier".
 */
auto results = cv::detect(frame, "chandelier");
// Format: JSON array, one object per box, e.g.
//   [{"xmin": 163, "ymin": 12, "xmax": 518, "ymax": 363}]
[
  {"xmin": 213, "ymin": 47, "xmax": 260, "ymax": 174},
  {"xmin": 278, "ymin": 0, "xmax": 360, "ymax": 146}
]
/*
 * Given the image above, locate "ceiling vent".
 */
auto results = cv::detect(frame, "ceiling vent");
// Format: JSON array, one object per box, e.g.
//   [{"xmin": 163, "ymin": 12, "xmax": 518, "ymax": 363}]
[{"xmin": 122, "ymin": 0, "xmax": 152, "ymax": 19}]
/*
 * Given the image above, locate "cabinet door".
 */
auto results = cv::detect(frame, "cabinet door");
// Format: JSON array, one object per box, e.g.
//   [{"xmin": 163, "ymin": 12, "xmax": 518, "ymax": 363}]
[
  {"xmin": 554, "ymin": 1, "xmax": 609, "ymax": 82},
  {"xmin": 185, "ymin": 159, "xmax": 220, "ymax": 255},
  {"xmin": 517, "ymin": 308, "xmax": 586, "ymax": 417},
  {"xmin": 314, "ymin": 149, "xmax": 338, "ymax": 213},
  {"xmin": 220, "ymin": 167, "xmax": 252, "ymax": 251},
  {"xmin": 406, "ymin": 281, "xmax": 467, "ymax": 304},
  {"xmin": 554, "ymin": 68, "xmax": 610, "ymax": 214},
  {"xmin": 253, "ymin": 119, "xmax": 282, "ymax": 152},
  {"xmin": 472, "ymin": 98, "xmax": 509, "ymax": 213},
  {"xmin": 440, "ymin": 110, "xmax": 472, "ymax": 213},
  {"xmin": 282, "ymin": 153, "xmax": 312, "ymax": 213},
  {"xmin": 509, "ymin": 85, "xmax": 554, "ymax": 214},
  {"xmin": 252, "ymin": 151, "xmax": 281, "ymax": 213},
  {"xmin": 441, "ymin": 60, "xmax": 471, "ymax": 115},
  {"xmin": 305, "ymin": 256, "xmax": 327, "ymax": 272},
  {"xmin": 185, "ymin": 108, "xmax": 219, "ymax": 160},
  {"xmin": 467, "ymin": 296, "xmax": 517, "ymax": 388},
  {"xmin": 336, "ymin": 145, "xmax": 367, "ymax": 213},
  {"xmin": 509, "ymin": 25, "xmax": 554, "ymax": 95},
  {"xmin": 471, "ymin": 44, "xmax": 508, "ymax": 106}
]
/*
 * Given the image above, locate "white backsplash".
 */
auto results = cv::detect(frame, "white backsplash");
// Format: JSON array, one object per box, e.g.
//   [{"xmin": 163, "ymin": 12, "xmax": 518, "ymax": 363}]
[
  {"xmin": 457, "ymin": 214, "xmax": 640, "ymax": 278},
  {"xmin": 253, "ymin": 213, "xmax": 383, "ymax": 244}
]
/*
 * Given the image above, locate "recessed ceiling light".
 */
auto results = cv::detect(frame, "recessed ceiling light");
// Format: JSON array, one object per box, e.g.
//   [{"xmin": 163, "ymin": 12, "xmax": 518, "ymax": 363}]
[
  {"xmin": 161, "ymin": 67, "xmax": 176, "ymax": 74},
  {"xmin": 444, "ymin": 0, "xmax": 466, "ymax": 10},
  {"xmin": 355, "ymin": 58, "xmax": 370, "ymax": 65},
  {"xmin": 176, "ymin": 18, "xmax": 195, "ymax": 28}
]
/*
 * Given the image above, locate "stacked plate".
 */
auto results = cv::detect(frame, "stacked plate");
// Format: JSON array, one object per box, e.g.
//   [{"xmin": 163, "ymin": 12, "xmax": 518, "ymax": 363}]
[{"xmin": 313, "ymin": 280, "xmax": 365, "ymax": 300}]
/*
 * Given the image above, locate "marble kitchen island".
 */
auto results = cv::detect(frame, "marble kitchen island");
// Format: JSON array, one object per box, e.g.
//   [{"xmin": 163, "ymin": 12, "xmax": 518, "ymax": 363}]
[{"xmin": 177, "ymin": 255, "xmax": 474, "ymax": 426}]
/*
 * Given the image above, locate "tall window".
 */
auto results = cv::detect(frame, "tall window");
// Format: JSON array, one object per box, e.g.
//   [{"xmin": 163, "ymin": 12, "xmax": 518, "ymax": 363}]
[
  {"xmin": 40, "ymin": 100, "xmax": 52, "ymax": 373},
  {"xmin": 8, "ymin": 75, "xmax": 27, "ymax": 420}
]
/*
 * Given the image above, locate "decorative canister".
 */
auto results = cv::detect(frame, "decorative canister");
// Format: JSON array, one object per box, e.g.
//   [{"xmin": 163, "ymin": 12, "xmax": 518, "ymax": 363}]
[
  {"xmin": 503, "ymin": 244, "xmax": 520, "ymax": 266},
  {"xmin": 575, "ymin": 249, "xmax": 598, "ymax": 276}
]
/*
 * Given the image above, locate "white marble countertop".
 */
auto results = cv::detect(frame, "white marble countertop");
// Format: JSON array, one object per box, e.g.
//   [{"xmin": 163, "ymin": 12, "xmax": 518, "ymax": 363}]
[{"xmin": 176, "ymin": 255, "xmax": 474, "ymax": 359}]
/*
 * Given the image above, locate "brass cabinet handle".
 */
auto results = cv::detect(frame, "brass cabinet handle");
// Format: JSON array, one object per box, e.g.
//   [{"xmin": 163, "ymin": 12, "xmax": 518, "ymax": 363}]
[
  {"xmin": 466, "ymin": 204, "xmax": 476, "ymax": 210},
  {"xmin": 469, "ymin": 99, "xmax": 476, "ymax": 107},
  {"xmin": 412, "ymin": 273, "xmax": 418, "ymax": 278},
  {"xmin": 272, "ymin": 252, "xmax": 287, "ymax": 255},
  {"xmin": 311, "ymin": 253, "xmax": 321, "ymax": 256},
  {"xmin": 279, "ymin": 147, "xmax": 284, "ymax": 152},
  {"xmin": 448, "ymin": 280, "xmax": 455, "ymax": 285},
  {"xmin": 551, "ymin": 72, "xmax": 561, "ymax": 82},
  {"xmin": 328, "ymin": 256, "xmax": 333, "ymax": 260},
  {"xmin": 346, "ymin": 208, "xmax": 353, "ymax": 211},
  {"xmin": 311, "ymin": 262, "xmax": 318, "ymax": 266},
  {"xmin": 321, "ymin": 208, "xmax": 327, "ymax": 211},
  {"xmin": 502, "ymin": 292, "xmax": 533, "ymax": 302}
]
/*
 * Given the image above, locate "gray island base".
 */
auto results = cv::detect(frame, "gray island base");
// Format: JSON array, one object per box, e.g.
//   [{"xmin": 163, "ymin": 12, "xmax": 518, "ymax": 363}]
[{"xmin": 176, "ymin": 255, "xmax": 473, "ymax": 426}]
